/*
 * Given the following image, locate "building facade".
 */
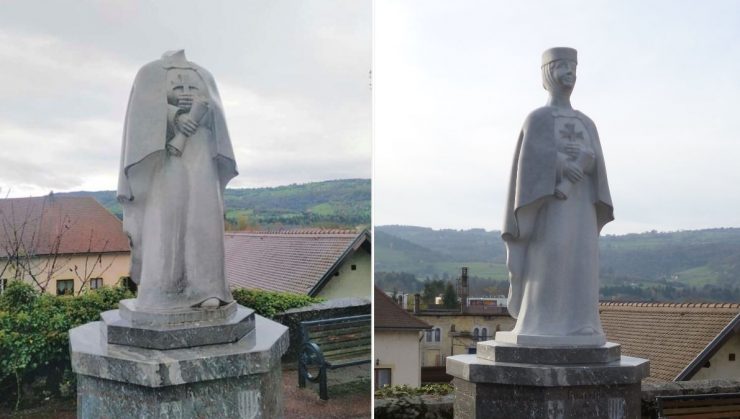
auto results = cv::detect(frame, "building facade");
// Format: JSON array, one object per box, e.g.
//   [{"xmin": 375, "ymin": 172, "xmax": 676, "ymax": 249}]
[
  {"xmin": 0, "ymin": 195, "xmax": 131, "ymax": 295},
  {"xmin": 374, "ymin": 287, "xmax": 432, "ymax": 388},
  {"xmin": 416, "ymin": 311, "xmax": 516, "ymax": 367}
]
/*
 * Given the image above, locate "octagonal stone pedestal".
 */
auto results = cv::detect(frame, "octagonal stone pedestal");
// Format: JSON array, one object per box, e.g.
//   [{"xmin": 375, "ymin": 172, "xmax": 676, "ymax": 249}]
[
  {"xmin": 447, "ymin": 341, "xmax": 649, "ymax": 419},
  {"xmin": 70, "ymin": 310, "xmax": 288, "ymax": 419}
]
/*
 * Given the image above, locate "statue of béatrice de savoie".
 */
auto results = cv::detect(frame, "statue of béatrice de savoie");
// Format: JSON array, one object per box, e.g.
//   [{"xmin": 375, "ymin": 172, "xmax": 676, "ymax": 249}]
[{"xmin": 498, "ymin": 47, "xmax": 613, "ymax": 347}]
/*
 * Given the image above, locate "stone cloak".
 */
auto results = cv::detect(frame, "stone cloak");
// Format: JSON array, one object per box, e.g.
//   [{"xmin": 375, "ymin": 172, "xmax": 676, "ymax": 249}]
[
  {"xmin": 501, "ymin": 106, "xmax": 613, "ymax": 319},
  {"xmin": 116, "ymin": 54, "xmax": 238, "ymax": 285}
]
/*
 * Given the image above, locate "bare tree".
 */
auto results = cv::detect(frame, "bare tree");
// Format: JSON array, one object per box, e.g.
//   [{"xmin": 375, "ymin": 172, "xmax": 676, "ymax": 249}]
[
  {"xmin": 0, "ymin": 194, "xmax": 118, "ymax": 294},
  {"xmin": 0, "ymin": 195, "xmax": 73, "ymax": 292},
  {"xmin": 71, "ymin": 229, "xmax": 118, "ymax": 295}
]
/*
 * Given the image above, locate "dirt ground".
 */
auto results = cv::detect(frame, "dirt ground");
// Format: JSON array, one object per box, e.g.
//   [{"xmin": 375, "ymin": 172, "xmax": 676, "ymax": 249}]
[
  {"xmin": 1, "ymin": 368, "xmax": 371, "ymax": 419},
  {"xmin": 283, "ymin": 366, "xmax": 372, "ymax": 419}
]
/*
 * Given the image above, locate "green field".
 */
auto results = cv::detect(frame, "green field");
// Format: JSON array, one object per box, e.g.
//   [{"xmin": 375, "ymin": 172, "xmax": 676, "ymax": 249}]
[{"xmin": 61, "ymin": 179, "xmax": 370, "ymax": 230}]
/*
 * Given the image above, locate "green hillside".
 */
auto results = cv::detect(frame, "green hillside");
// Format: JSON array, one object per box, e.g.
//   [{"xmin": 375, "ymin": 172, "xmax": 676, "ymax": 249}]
[
  {"xmin": 61, "ymin": 179, "xmax": 370, "ymax": 230},
  {"xmin": 375, "ymin": 225, "xmax": 740, "ymax": 302}
]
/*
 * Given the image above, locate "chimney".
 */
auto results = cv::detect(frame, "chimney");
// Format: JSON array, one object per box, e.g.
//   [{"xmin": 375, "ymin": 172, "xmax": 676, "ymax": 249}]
[
  {"xmin": 459, "ymin": 267, "xmax": 469, "ymax": 313},
  {"xmin": 414, "ymin": 293, "xmax": 421, "ymax": 314}
]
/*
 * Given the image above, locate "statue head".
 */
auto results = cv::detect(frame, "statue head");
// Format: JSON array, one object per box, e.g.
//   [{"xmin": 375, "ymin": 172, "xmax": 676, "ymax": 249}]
[{"xmin": 541, "ymin": 47, "xmax": 577, "ymax": 93}]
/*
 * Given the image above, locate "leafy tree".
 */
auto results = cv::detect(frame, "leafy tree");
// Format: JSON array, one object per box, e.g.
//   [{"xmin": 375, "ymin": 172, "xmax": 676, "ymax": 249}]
[
  {"xmin": 421, "ymin": 279, "xmax": 445, "ymax": 304},
  {"xmin": 442, "ymin": 282, "xmax": 459, "ymax": 309}
]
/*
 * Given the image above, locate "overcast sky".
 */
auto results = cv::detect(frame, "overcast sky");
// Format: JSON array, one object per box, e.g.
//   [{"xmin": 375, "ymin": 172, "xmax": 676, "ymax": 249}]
[
  {"xmin": 374, "ymin": 0, "xmax": 740, "ymax": 235},
  {"xmin": 0, "ymin": 0, "xmax": 371, "ymax": 197}
]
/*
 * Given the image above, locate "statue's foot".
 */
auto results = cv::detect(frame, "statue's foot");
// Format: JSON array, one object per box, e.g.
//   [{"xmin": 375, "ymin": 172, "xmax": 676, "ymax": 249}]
[
  {"xmin": 573, "ymin": 327, "xmax": 597, "ymax": 335},
  {"xmin": 199, "ymin": 298, "xmax": 220, "ymax": 308}
]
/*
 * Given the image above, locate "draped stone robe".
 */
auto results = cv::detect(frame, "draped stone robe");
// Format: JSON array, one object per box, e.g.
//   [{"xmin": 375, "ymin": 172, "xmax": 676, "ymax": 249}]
[
  {"xmin": 502, "ymin": 106, "xmax": 613, "ymax": 345},
  {"xmin": 117, "ymin": 51, "xmax": 238, "ymax": 311}
]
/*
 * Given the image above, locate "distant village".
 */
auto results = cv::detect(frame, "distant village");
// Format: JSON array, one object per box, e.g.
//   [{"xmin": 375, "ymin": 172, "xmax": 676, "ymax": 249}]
[{"xmin": 376, "ymin": 267, "xmax": 740, "ymax": 391}]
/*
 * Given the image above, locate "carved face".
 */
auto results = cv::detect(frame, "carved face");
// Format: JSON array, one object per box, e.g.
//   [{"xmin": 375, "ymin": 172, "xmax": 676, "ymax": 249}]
[{"xmin": 553, "ymin": 60, "xmax": 577, "ymax": 88}]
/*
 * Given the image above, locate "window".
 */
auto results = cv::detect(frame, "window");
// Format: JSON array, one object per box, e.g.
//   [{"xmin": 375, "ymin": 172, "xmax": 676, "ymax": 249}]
[
  {"xmin": 730, "ymin": 353, "xmax": 736, "ymax": 362},
  {"xmin": 426, "ymin": 329, "xmax": 432, "ymax": 342},
  {"xmin": 351, "ymin": 264, "xmax": 357, "ymax": 271},
  {"xmin": 481, "ymin": 328, "xmax": 488, "ymax": 340},
  {"xmin": 434, "ymin": 327, "xmax": 441, "ymax": 342},
  {"xmin": 0, "ymin": 278, "xmax": 7, "ymax": 294},
  {"xmin": 375, "ymin": 368, "xmax": 392, "ymax": 389},
  {"xmin": 473, "ymin": 328, "xmax": 479, "ymax": 340},
  {"xmin": 90, "ymin": 278, "xmax": 103, "ymax": 289},
  {"xmin": 56, "ymin": 279, "xmax": 74, "ymax": 296}
]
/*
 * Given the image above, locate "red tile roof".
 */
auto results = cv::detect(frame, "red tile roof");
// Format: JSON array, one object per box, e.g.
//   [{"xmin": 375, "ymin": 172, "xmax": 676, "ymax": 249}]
[
  {"xmin": 375, "ymin": 287, "xmax": 431, "ymax": 330},
  {"xmin": 224, "ymin": 229, "xmax": 369, "ymax": 296},
  {"xmin": 600, "ymin": 301, "xmax": 740, "ymax": 382},
  {"xmin": 0, "ymin": 195, "xmax": 129, "ymax": 257}
]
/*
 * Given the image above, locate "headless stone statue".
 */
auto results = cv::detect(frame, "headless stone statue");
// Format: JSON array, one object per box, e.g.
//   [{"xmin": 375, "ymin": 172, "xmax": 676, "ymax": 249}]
[
  {"xmin": 117, "ymin": 50, "xmax": 238, "ymax": 312},
  {"xmin": 498, "ymin": 47, "xmax": 614, "ymax": 347}
]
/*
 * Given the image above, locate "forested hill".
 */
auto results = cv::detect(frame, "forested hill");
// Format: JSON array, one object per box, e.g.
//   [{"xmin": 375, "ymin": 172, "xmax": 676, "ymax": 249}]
[
  {"xmin": 60, "ymin": 179, "xmax": 370, "ymax": 229},
  {"xmin": 376, "ymin": 225, "xmax": 740, "ymax": 302}
]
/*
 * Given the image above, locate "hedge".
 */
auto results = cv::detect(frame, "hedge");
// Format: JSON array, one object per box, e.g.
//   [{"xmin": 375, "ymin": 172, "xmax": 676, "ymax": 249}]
[
  {"xmin": 375, "ymin": 384, "xmax": 455, "ymax": 399},
  {"xmin": 231, "ymin": 288, "xmax": 322, "ymax": 318},
  {"xmin": 0, "ymin": 281, "xmax": 320, "ymax": 410},
  {"xmin": 0, "ymin": 281, "xmax": 134, "ymax": 409}
]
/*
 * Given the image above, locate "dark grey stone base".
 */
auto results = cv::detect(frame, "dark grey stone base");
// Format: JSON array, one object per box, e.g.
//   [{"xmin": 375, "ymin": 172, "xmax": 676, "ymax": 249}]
[
  {"xmin": 447, "ymin": 353, "xmax": 649, "ymax": 419},
  {"xmin": 102, "ymin": 305, "xmax": 255, "ymax": 350},
  {"xmin": 453, "ymin": 378, "xmax": 642, "ymax": 419},
  {"xmin": 477, "ymin": 340, "xmax": 621, "ymax": 364},
  {"xmin": 77, "ymin": 366, "xmax": 282, "ymax": 419},
  {"xmin": 70, "ymin": 312, "xmax": 289, "ymax": 418}
]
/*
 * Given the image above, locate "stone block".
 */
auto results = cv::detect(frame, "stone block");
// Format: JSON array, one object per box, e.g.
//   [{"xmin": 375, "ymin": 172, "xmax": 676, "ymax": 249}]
[
  {"xmin": 70, "ymin": 314, "xmax": 289, "ymax": 418},
  {"xmin": 118, "ymin": 298, "xmax": 239, "ymax": 326},
  {"xmin": 447, "ymin": 354, "xmax": 648, "ymax": 387},
  {"xmin": 447, "ymin": 354, "xmax": 649, "ymax": 419},
  {"xmin": 452, "ymin": 377, "xmax": 642, "ymax": 419},
  {"xmin": 477, "ymin": 340, "xmax": 621, "ymax": 364},
  {"xmin": 102, "ymin": 304, "xmax": 255, "ymax": 350},
  {"xmin": 495, "ymin": 330, "xmax": 606, "ymax": 347}
]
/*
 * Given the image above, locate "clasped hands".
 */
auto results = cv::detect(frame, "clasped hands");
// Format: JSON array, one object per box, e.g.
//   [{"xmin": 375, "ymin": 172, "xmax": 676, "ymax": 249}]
[
  {"xmin": 563, "ymin": 143, "xmax": 584, "ymax": 183},
  {"xmin": 175, "ymin": 93, "xmax": 204, "ymax": 136}
]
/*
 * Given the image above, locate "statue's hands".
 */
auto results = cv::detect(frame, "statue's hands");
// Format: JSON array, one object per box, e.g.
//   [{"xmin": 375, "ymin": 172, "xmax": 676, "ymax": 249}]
[
  {"xmin": 564, "ymin": 142, "xmax": 581, "ymax": 159},
  {"xmin": 166, "ymin": 144, "xmax": 182, "ymax": 157},
  {"xmin": 563, "ymin": 162, "xmax": 584, "ymax": 183},
  {"xmin": 176, "ymin": 93, "xmax": 195, "ymax": 111},
  {"xmin": 177, "ymin": 114, "xmax": 199, "ymax": 136}
]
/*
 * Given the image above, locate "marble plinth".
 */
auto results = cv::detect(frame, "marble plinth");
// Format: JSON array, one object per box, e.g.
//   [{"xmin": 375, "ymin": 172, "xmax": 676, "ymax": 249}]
[
  {"xmin": 103, "ymin": 305, "xmax": 255, "ymax": 350},
  {"xmin": 495, "ymin": 330, "xmax": 606, "ymax": 347},
  {"xmin": 70, "ymin": 313, "xmax": 288, "ymax": 418},
  {"xmin": 118, "ymin": 298, "xmax": 239, "ymax": 326},
  {"xmin": 477, "ymin": 340, "xmax": 621, "ymax": 364},
  {"xmin": 447, "ymin": 351, "xmax": 649, "ymax": 419}
]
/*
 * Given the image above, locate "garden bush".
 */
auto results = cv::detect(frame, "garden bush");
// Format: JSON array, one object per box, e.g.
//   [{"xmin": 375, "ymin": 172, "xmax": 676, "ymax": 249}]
[
  {"xmin": 0, "ymin": 283, "xmax": 318, "ymax": 409},
  {"xmin": 375, "ymin": 383, "xmax": 455, "ymax": 398},
  {"xmin": 0, "ymin": 281, "xmax": 134, "ymax": 409},
  {"xmin": 231, "ymin": 288, "xmax": 321, "ymax": 318}
]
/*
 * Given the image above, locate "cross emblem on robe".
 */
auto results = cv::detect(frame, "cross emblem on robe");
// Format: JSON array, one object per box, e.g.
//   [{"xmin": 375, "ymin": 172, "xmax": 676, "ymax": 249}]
[{"xmin": 559, "ymin": 123, "xmax": 584, "ymax": 142}]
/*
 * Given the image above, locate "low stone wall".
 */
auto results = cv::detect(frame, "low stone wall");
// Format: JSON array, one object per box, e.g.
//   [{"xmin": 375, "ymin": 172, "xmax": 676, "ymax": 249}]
[
  {"xmin": 273, "ymin": 297, "xmax": 371, "ymax": 363},
  {"xmin": 374, "ymin": 379, "xmax": 740, "ymax": 418}
]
